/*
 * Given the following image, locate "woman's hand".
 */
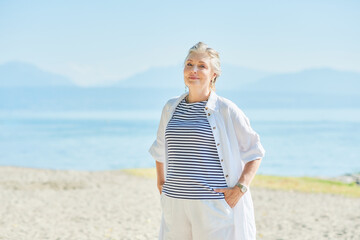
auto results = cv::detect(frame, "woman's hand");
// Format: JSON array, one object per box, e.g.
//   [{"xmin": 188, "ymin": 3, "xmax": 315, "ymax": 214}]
[
  {"xmin": 157, "ymin": 182, "xmax": 164, "ymax": 194},
  {"xmin": 214, "ymin": 187, "xmax": 244, "ymax": 208},
  {"xmin": 156, "ymin": 161, "xmax": 165, "ymax": 195}
]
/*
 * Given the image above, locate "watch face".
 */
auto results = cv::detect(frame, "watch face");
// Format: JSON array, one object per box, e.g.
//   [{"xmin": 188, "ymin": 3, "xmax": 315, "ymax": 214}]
[{"xmin": 236, "ymin": 183, "xmax": 247, "ymax": 193}]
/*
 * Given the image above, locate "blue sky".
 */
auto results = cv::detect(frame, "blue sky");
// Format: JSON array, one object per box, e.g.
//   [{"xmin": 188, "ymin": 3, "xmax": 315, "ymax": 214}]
[{"xmin": 0, "ymin": 0, "xmax": 359, "ymax": 86}]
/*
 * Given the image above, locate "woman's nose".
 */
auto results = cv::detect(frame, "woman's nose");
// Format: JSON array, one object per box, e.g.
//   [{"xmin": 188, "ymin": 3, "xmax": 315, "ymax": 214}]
[{"xmin": 191, "ymin": 66, "xmax": 198, "ymax": 73}]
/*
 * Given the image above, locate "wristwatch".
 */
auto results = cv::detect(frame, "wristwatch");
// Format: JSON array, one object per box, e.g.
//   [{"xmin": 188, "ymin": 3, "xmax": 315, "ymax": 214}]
[{"xmin": 235, "ymin": 182, "xmax": 248, "ymax": 193}]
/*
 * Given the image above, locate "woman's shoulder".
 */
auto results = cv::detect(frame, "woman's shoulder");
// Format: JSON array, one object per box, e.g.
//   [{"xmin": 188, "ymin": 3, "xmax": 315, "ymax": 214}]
[
  {"xmin": 166, "ymin": 95, "xmax": 181, "ymax": 105},
  {"xmin": 216, "ymin": 94, "xmax": 252, "ymax": 127},
  {"xmin": 216, "ymin": 94, "xmax": 247, "ymax": 117},
  {"xmin": 161, "ymin": 93, "xmax": 186, "ymax": 111}
]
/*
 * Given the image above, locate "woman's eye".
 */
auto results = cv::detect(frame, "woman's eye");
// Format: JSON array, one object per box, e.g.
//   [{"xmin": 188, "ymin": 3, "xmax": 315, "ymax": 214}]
[{"xmin": 186, "ymin": 63, "xmax": 205, "ymax": 68}]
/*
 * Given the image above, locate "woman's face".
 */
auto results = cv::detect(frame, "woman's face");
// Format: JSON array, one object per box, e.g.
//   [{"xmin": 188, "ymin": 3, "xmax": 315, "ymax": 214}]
[{"xmin": 184, "ymin": 52, "xmax": 216, "ymax": 92}]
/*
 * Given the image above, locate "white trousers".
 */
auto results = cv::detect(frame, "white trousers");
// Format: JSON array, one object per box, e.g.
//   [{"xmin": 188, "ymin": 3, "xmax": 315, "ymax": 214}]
[{"xmin": 158, "ymin": 192, "xmax": 236, "ymax": 240}]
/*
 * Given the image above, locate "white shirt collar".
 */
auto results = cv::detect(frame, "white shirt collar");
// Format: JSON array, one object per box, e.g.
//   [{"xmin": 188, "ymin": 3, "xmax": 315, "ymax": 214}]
[{"xmin": 169, "ymin": 89, "xmax": 219, "ymax": 112}]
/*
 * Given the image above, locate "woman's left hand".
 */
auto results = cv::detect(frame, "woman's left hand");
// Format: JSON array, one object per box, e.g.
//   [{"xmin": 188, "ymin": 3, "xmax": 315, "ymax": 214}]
[{"xmin": 214, "ymin": 187, "xmax": 244, "ymax": 208}]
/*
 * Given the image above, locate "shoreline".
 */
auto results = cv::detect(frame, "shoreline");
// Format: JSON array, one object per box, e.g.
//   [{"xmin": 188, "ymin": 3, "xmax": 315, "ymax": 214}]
[
  {"xmin": 1, "ymin": 165, "xmax": 359, "ymax": 239},
  {"xmin": 122, "ymin": 167, "xmax": 360, "ymax": 198},
  {"xmin": 3, "ymin": 165, "xmax": 360, "ymax": 183},
  {"xmin": 2, "ymin": 165, "xmax": 359, "ymax": 197}
]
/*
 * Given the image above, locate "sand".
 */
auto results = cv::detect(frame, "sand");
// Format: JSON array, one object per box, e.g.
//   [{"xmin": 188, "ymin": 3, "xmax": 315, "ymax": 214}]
[{"xmin": 0, "ymin": 166, "xmax": 359, "ymax": 240}]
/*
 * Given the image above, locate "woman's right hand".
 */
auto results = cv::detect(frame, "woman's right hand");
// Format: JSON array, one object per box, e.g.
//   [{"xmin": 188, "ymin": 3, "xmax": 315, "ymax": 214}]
[
  {"xmin": 156, "ymin": 161, "xmax": 165, "ymax": 194},
  {"xmin": 157, "ymin": 183, "xmax": 164, "ymax": 194}
]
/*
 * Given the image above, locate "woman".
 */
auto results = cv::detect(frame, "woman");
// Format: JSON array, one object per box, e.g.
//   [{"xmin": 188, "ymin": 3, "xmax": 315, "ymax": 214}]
[{"xmin": 148, "ymin": 42, "xmax": 265, "ymax": 240}]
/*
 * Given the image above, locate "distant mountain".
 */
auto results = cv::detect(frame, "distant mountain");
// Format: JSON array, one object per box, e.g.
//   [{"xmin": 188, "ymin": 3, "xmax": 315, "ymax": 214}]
[
  {"xmin": 114, "ymin": 63, "xmax": 271, "ymax": 90},
  {"xmin": 1, "ymin": 61, "xmax": 359, "ymax": 110},
  {"xmin": 0, "ymin": 61, "xmax": 74, "ymax": 87},
  {"xmin": 242, "ymin": 68, "xmax": 360, "ymax": 95},
  {"xmin": 216, "ymin": 64, "xmax": 271, "ymax": 90},
  {"xmin": 115, "ymin": 65, "xmax": 360, "ymax": 95},
  {"xmin": 114, "ymin": 65, "xmax": 183, "ymax": 89},
  {"xmin": 1, "ymin": 61, "xmax": 359, "ymax": 96}
]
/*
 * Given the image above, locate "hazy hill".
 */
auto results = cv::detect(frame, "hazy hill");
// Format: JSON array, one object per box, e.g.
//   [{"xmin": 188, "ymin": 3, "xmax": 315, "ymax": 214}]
[
  {"xmin": 0, "ymin": 61, "xmax": 73, "ymax": 87},
  {"xmin": 2, "ymin": 61, "xmax": 358, "ymax": 96},
  {"xmin": 0, "ymin": 61, "xmax": 359, "ymax": 110},
  {"xmin": 243, "ymin": 68, "xmax": 360, "ymax": 95},
  {"xmin": 114, "ymin": 63, "xmax": 271, "ymax": 90}
]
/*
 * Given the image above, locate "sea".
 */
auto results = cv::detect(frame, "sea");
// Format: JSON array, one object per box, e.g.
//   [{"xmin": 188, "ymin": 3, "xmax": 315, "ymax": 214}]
[{"xmin": 0, "ymin": 87, "xmax": 359, "ymax": 177}]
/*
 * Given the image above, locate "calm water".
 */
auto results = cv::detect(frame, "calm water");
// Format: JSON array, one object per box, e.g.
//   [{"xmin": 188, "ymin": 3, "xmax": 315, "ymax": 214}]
[{"xmin": 1, "ymin": 108, "xmax": 359, "ymax": 177}]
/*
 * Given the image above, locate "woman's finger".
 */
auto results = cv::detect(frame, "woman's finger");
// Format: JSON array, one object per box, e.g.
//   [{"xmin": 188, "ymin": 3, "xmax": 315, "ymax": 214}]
[{"xmin": 213, "ymin": 188, "xmax": 228, "ymax": 193}]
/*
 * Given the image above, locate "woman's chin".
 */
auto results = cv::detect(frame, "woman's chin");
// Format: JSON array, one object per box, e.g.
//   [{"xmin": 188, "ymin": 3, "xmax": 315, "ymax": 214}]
[{"xmin": 186, "ymin": 81, "xmax": 202, "ymax": 87}]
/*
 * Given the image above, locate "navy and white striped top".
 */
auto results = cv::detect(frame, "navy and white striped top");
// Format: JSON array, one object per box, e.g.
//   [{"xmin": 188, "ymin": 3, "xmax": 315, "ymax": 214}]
[{"xmin": 162, "ymin": 97, "xmax": 228, "ymax": 200}]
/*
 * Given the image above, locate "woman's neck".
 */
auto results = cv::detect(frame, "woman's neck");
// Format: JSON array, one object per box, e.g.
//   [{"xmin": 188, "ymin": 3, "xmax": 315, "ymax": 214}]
[{"xmin": 186, "ymin": 89, "xmax": 211, "ymax": 103}]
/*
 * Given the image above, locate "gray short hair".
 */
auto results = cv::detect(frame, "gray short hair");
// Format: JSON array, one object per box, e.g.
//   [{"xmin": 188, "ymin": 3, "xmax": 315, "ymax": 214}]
[{"xmin": 184, "ymin": 42, "xmax": 221, "ymax": 91}]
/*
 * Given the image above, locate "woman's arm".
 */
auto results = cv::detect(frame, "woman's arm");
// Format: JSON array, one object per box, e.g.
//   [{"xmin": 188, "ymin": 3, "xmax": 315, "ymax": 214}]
[
  {"xmin": 215, "ymin": 104, "xmax": 265, "ymax": 207},
  {"xmin": 238, "ymin": 157, "xmax": 262, "ymax": 186},
  {"xmin": 214, "ymin": 158, "xmax": 262, "ymax": 207},
  {"xmin": 156, "ymin": 161, "xmax": 165, "ymax": 194}
]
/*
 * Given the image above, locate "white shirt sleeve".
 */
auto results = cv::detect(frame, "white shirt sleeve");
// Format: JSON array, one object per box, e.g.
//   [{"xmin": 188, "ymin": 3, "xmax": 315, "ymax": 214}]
[
  {"xmin": 230, "ymin": 106, "xmax": 266, "ymax": 164},
  {"xmin": 148, "ymin": 103, "xmax": 168, "ymax": 163}
]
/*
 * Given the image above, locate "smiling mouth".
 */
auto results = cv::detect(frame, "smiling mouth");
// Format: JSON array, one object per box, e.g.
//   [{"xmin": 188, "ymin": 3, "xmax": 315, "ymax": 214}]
[{"xmin": 189, "ymin": 77, "xmax": 199, "ymax": 79}]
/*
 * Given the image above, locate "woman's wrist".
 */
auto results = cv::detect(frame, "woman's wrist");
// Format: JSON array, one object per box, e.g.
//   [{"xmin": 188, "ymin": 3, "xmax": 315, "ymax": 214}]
[{"xmin": 157, "ymin": 179, "xmax": 165, "ymax": 185}]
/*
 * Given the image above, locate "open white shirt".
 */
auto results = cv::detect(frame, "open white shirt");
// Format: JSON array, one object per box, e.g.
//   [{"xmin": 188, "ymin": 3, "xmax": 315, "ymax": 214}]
[{"xmin": 149, "ymin": 89, "xmax": 266, "ymax": 239}]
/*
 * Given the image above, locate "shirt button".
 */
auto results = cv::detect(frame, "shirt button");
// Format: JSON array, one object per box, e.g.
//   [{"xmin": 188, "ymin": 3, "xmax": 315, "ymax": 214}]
[
  {"xmin": 225, "ymin": 174, "xmax": 229, "ymax": 178},
  {"xmin": 208, "ymin": 113, "xmax": 211, "ymax": 116},
  {"xmin": 221, "ymin": 159, "xmax": 224, "ymax": 162},
  {"xmin": 213, "ymin": 126, "xmax": 216, "ymax": 129},
  {"xmin": 217, "ymin": 143, "xmax": 220, "ymax": 146},
  {"xmin": 205, "ymin": 107, "xmax": 208, "ymax": 110}
]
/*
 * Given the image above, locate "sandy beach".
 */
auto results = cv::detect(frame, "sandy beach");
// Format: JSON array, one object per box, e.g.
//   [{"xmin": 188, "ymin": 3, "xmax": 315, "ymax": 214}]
[{"xmin": 0, "ymin": 166, "xmax": 359, "ymax": 240}]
